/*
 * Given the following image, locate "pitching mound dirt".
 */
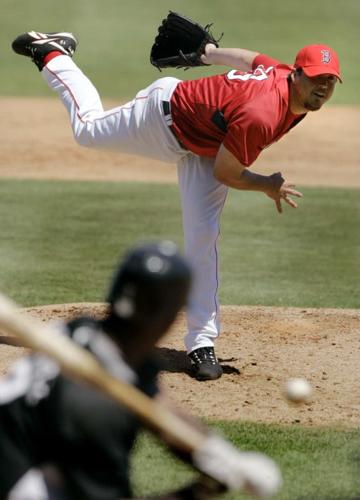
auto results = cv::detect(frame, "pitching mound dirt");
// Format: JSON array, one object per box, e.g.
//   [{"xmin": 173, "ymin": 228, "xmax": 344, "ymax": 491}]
[{"xmin": 0, "ymin": 303, "xmax": 358, "ymax": 428}]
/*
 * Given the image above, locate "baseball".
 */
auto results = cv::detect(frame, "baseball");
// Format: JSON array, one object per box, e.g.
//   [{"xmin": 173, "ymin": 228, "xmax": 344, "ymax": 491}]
[{"xmin": 285, "ymin": 378, "xmax": 312, "ymax": 403}]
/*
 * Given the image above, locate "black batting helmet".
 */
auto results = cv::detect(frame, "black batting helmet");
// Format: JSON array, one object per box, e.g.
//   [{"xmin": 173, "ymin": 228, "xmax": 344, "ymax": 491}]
[{"xmin": 104, "ymin": 241, "xmax": 191, "ymax": 344}]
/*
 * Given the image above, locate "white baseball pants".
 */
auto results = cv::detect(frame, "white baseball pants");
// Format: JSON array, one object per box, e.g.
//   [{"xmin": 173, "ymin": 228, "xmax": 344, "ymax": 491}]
[{"xmin": 42, "ymin": 56, "xmax": 229, "ymax": 353}]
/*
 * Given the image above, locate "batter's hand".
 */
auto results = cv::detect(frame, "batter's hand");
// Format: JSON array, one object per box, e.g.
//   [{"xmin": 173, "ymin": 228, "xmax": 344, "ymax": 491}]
[
  {"xmin": 192, "ymin": 434, "xmax": 282, "ymax": 497},
  {"xmin": 267, "ymin": 172, "xmax": 303, "ymax": 214}
]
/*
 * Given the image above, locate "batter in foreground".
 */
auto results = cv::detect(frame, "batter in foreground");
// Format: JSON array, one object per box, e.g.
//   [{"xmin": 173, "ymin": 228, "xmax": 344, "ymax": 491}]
[
  {"xmin": 0, "ymin": 241, "xmax": 281, "ymax": 499},
  {"xmin": 12, "ymin": 15, "xmax": 341, "ymax": 381}
]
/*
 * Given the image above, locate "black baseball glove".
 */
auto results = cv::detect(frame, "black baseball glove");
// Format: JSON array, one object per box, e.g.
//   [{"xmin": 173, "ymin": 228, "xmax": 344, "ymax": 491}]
[{"xmin": 150, "ymin": 11, "xmax": 222, "ymax": 70}]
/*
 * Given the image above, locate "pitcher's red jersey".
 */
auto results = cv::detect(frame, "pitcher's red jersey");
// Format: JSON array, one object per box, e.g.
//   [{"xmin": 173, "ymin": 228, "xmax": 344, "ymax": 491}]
[{"xmin": 170, "ymin": 54, "xmax": 305, "ymax": 166}]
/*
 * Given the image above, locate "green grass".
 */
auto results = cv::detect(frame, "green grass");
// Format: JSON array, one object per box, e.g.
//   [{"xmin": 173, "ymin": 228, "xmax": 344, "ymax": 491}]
[
  {"xmin": 222, "ymin": 187, "xmax": 360, "ymax": 308},
  {"xmin": 132, "ymin": 423, "xmax": 360, "ymax": 499},
  {"xmin": 0, "ymin": 180, "xmax": 358, "ymax": 309},
  {"xmin": 1, "ymin": 0, "xmax": 359, "ymax": 103},
  {"xmin": 0, "ymin": 180, "xmax": 183, "ymax": 305}
]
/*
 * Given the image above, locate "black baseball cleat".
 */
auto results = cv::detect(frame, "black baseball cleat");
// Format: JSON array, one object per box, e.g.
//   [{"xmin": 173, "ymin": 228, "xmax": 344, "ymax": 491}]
[
  {"xmin": 188, "ymin": 346, "xmax": 223, "ymax": 381},
  {"xmin": 12, "ymin": 31, "xmax": 78, "ymax": 70}
]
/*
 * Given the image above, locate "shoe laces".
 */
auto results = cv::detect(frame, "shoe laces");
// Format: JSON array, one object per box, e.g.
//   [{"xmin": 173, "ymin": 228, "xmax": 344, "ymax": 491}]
[{"xmin": 190, "ymin": 347, "xmax": 218, "ymax": 365}]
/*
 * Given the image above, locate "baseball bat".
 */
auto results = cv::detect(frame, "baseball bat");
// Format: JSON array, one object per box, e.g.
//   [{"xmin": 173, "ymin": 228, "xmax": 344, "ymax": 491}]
[{"xmin": 0, "ymin": 292, "xmax": 205, "ymax": 452}]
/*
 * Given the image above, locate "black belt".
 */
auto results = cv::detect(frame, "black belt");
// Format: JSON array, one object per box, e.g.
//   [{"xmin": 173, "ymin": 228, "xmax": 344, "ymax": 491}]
[
  {"xmin": 161, "ymin": 100, "xmax": 186, "ymax": 149},
  {"xmin": 162, "ymin": 100, "xmax": 173, "ymax": 125}
]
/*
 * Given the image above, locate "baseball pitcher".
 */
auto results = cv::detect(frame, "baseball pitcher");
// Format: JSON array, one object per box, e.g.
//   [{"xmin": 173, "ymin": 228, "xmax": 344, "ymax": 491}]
[{"xmin": 11, "ymin": 13, "xmax": 341, "ymax": 380}]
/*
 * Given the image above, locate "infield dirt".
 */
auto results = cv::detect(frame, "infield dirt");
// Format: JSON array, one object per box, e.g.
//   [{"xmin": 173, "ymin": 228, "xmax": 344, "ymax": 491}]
[{"xmin": 0, "ymin": 98, "xmax": 359, "ymax": 427}]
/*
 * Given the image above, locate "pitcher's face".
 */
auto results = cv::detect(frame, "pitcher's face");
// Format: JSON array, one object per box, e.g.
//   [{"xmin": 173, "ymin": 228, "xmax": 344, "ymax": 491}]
[{"xmin": 293, "ymin": 70, "xmax": 337, "ymax": 111}]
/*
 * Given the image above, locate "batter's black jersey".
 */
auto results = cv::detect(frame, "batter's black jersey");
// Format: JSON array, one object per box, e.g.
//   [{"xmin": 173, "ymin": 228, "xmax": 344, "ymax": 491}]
[{"xmin": 0, "ymin": 317, "xmax": 159, "ymax": 500}]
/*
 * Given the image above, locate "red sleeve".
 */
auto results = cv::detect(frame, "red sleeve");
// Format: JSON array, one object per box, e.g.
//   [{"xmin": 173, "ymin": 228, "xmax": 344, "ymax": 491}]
[{"xmin": 253, "ymin": 53, "xmax": 281, "ymax": 70}]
